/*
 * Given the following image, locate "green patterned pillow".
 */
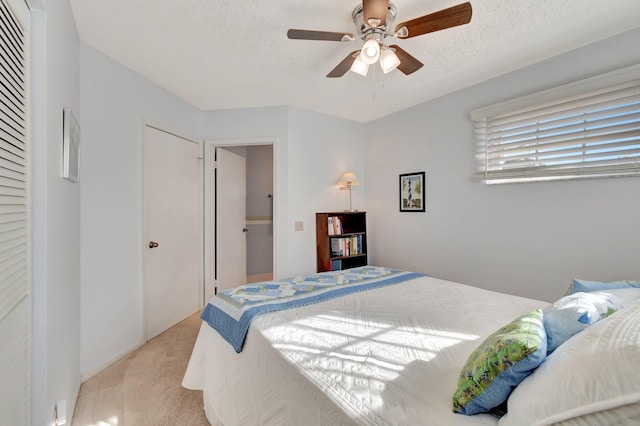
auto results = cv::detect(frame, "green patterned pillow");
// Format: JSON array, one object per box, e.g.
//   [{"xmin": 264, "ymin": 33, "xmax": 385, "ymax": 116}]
[{"xmin": 453, "ymin": 309, "xmax": 547, "ymax": 415}]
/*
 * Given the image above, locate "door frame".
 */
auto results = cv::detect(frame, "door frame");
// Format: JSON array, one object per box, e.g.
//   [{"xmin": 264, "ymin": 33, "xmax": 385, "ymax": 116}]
[
  {"xmin": 203, "ymin": 137, "xmax": 277, "ymax": 305},
  {"xmin": 141, "ymin": 122, "xmax": 203, "ymax": 342}
]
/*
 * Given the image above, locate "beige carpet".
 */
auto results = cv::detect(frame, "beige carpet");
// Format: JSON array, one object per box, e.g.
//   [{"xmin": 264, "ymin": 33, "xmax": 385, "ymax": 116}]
[{"xmin": 73, "ymin": 312, "xmax": 209, "ymax": 425}]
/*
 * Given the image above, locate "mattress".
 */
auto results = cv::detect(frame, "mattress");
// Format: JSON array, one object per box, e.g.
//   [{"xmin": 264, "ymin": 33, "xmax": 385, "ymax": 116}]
[{"xmin": 183, "ymin": 274, "xmax": 547, "ymax": 425}]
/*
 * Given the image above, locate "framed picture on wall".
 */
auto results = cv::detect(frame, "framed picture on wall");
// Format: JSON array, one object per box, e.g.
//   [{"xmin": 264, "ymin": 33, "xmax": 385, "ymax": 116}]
[
  {"xmin": 399, "ymin": 171, "xmax": 425, "ymax": 212},
  {"xmin": 62, "ymin": 108, "xmax": 80, "ymax": 182}
]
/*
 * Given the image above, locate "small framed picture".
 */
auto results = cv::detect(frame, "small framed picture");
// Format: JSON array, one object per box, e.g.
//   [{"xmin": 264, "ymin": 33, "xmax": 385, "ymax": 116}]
[
  {"xmin": 399, "ymin": 171, "xmax": 425, "ymax": 212},
  {"xmin": 62, "ymin": 108, "xmax": 80, "ymax": 182}
]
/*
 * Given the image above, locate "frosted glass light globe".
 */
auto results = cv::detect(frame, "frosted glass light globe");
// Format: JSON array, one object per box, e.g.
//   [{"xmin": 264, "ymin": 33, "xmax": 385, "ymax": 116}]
[{"xmin": 360, "ymin": 39, "xmax": 380, "ymax": 65}]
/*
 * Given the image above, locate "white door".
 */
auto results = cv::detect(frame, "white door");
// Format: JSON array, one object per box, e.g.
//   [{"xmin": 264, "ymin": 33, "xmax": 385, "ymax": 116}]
[
  {"xmin": 215, "ymin": 147, "xmax": 247, "ymax": 292},
  {"xmin": 143, "ymin": 126, "xmax": 201, "ymax": 340}
]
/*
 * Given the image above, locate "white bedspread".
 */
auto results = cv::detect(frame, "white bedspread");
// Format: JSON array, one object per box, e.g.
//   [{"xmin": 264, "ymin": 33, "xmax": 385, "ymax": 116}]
[{"xmin": 183, "ymin": 275, "xmax": 547, "ymax": 425}]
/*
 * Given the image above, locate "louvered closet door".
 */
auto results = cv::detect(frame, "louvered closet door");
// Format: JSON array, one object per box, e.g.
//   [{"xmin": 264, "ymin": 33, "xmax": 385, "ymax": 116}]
[{"xmin": 0, "ymin": 0, "xmax": 30, "ymax": 424}]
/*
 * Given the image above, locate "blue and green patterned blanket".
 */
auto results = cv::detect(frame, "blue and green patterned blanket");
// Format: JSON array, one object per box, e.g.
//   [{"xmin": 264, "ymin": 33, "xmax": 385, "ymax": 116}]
[{"xmin": 201, "ymin": 266, "xmax": 424, "ymax": 352}]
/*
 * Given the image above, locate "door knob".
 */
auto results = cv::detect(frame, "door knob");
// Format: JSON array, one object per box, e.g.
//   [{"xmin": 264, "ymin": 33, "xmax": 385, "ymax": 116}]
[
  {"xmin": 148, "ymin": 241, "xmax": 159, "ymax": 248},
  {"xmin": 242, "ymin": 228, "xmax": 248, "ymax": 233}
]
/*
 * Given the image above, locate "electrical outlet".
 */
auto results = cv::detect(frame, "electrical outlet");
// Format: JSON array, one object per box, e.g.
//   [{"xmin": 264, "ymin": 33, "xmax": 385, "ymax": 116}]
[{"xmin": 295, "ymin": 221, "xmax": 304, "ymax": 231}]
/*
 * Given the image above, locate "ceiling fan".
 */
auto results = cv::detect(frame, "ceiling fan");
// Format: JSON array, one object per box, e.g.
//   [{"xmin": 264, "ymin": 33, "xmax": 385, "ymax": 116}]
[{"xmin": 287, "ymin": 0, "xmax": 472, "ymax": 78}]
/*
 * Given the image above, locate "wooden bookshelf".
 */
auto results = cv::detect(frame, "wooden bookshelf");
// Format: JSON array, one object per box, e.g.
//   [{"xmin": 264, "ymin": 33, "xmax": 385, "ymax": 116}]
[{"xmin": 316, "ymin": 211, "xmax": 367, "ymax": 272}]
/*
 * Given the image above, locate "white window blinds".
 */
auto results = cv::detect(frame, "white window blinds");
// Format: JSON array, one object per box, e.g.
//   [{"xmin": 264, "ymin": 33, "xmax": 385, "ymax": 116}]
[
  {"xmin": 470, "ymin": 65, "xmax": 640, "ymax": 184},
  {"xmin": 0, "ymin": 0, "xmax": 30, "ymax": 424}
]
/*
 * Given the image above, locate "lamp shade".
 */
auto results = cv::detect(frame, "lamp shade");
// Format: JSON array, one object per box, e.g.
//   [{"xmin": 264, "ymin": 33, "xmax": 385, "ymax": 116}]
[
  {"xmin": 360, "ymin": 39, "xmax": 380, "ymax": 65},
  {"xmin": 350, "ymin": 56, "xmax": 369, "ymax": 76},
  {"xmin": 380, "ymin": 47, "xmax": 400, "ymax": 74},
  {"xmin": 337, "ymin": 172, "xmax": 360, "ymax": 187}
]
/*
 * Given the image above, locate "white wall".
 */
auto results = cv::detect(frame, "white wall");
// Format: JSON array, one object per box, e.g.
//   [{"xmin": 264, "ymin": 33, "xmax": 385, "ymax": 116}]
[
  {"xmin": 287, "ymin": 107, "xmax": 366, "ymax": 274},
  {"xmin": 79, "ymin": 45, "xmax": 203, "ymax": 378},
  {"xmin": 30, "ymin": 0, "xmax": 82, "ymax": 424},
  {"xmin": 203, "ymin": 106, "xmax": 365, "ymax": 277},
  {"xmin": 365, "ymin": 28, "xmax": 640, "ymax": 303}
]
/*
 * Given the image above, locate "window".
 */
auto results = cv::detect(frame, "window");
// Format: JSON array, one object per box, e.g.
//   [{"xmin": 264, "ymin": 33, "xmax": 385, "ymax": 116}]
[{"xmin": 471, "ymin": 65, "xmax": 640, "ymax": 184}]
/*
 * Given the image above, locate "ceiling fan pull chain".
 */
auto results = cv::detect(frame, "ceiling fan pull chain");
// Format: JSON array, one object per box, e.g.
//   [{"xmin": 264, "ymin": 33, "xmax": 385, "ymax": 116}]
[{"xmin": 370, "ymin": 67, "xmax": 378, "ymax": 101}]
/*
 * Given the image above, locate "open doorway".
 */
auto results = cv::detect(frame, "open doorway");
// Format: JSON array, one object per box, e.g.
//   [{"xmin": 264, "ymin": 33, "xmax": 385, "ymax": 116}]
[
  {"xmin": 242, "ymin": 144, "xmax": 274, "ymax": 283},
  {"xmin": 203, "ymin": 138, "xmax": 275, "ymax": 304}
]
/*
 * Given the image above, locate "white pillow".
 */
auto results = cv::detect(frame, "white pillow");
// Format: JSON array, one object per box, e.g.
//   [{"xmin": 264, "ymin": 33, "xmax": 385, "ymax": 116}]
[
  {"xmin": 499, "ymin": 299, "xmax": 640, "ymax": 426},
  {"xmin": 542, "ymin": 292, "xmax": 612, "ymax": 354},
  {"xmin": 590, "ymin": 288, "xmax": 640, "ymax": 309}
]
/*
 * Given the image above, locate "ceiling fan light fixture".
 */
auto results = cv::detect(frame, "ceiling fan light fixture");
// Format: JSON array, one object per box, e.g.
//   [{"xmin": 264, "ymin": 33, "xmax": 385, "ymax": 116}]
[
  {"xmin": 288, "ymin": 1, "xmax": 473, "ymax": 79},
  {"xmin": 379, "ymin": 46, "xmax": 400, "ymax": 73},
  {"xmin": 350, "ymin": 56, "xmax": 369, "ymax": 76},
  {"xmin": 360, "ymin": 38, "xmax": 380, "ymax": 65}
]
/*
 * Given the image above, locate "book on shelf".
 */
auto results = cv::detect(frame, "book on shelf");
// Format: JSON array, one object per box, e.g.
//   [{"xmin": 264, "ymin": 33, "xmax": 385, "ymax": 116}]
[
  {"xmin": 331, "ymin": 259, "xmax": 342, "ymax": 271},
  {"xmin": 330, "ymin": 235, "xmax": 364, "ymax": 257},
  {"xmin": 327, "ymin": 215, "xmax": 343, "ymax": 235},
  {"xmin": 330, "ymin": 238, "xmax": 343, "ymax": 257}
]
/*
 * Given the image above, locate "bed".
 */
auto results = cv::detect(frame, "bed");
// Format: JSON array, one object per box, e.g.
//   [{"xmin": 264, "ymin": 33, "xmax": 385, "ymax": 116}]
[{"xmin": 183, "ymin": 266, "xmax": 640, "ymax": 425}]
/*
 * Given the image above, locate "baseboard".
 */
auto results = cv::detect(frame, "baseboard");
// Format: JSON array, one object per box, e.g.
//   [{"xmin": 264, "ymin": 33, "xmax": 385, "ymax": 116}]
[{"xmin": 80, "ymin": 341, "xmax": 144, "ymax": 383}]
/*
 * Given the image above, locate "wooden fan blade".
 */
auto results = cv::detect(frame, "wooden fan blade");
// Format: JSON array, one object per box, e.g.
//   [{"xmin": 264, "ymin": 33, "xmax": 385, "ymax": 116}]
[
  {"xmin": 363, "ymin": 0, "xmax": 389, "ymax": 27},
  {"xmin": 394, "ymin": 2, "xmax": 472, "ymax": 39},
  {"xmin": 327, "ymin": 51, "xmax": 360, "ymax": 78},
  {"xmin": 287, "ymin": 29, "xmax": 355, "ymax": 42},
  {"xmin": 389, "ymin": 45, "xmax": 423, "ymax": 75}
]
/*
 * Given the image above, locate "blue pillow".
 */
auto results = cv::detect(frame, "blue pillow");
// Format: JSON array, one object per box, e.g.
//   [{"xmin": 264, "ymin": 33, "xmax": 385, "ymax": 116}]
[
  {"xmin": 566, "ymin": 279, "xmax": 640, "ymax": 296},
  {"xmin": 453, "ymin": 309, "xmax": 547, "ymax": 415},
  {"xmin": 543, "ymin": 292, "xmax": 615, "ymax": 354}
]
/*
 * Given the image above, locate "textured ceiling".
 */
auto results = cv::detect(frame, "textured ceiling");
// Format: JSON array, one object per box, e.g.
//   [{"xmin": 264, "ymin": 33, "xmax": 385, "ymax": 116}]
[{"xmin": 69, "ymin": 0, "xmax": 640, "ymax": 123}]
